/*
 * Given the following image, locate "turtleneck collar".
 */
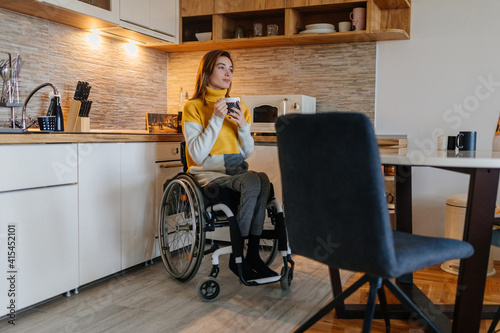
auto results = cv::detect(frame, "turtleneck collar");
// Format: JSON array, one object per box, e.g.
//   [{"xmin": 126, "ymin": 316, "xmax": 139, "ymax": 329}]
[{"xmin": 205, "ymin": 86, "xmax": 228, "ymax": 103}]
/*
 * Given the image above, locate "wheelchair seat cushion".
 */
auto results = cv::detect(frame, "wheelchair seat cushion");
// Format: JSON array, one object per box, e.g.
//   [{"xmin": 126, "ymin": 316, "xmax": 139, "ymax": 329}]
[
  {"xmin": 202, "ymin": 179, "xmax": 276, "ymax": 214},
  {"xmin": 203, "ymin": 182, "xmax": 241, "ymax": 213}
]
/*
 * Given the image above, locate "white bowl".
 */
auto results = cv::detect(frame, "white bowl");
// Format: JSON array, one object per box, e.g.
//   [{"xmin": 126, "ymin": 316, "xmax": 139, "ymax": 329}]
[
  {"xmin": 299, "ymin": 28, "xmax": 336, "ymax": 34},
  {"xmin": 195, "ymin": 32, "xmax": 212, "ymax": 41},
  {"xmin": 305, "ymin": 23, "xmax": 335, "ymax": 30}
]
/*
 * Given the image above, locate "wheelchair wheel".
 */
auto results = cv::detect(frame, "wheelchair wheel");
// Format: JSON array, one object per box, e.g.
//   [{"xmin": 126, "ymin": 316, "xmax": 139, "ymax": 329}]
[
  {"xmin": 158, "ymin": 174, "xmax": 206, "ymax": 282},
  {"xmin": 197, "ymin": 277, "xmax": 221, "ymax": 302},
  {"xmin": 280, "ymin": 266, "xmax": 292, "ymax": 291}
]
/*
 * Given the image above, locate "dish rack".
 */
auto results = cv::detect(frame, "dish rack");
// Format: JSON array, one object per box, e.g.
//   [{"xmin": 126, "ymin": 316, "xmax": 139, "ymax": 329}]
[{"xmin": 1, "ymin": 51, "xmax": 23, "ymax": 130}]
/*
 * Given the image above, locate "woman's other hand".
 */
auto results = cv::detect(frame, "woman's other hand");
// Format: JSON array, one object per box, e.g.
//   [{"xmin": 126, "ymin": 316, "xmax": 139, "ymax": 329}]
[{"xmin": 214, "ymin": 98, "xmax": 228, "ymax": 119}]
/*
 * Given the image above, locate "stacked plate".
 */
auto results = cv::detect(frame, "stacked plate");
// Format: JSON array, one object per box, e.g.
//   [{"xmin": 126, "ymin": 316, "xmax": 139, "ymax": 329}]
[{"xmin": 299, "ymin": 23, "xmax": 336, "ymax": 34}]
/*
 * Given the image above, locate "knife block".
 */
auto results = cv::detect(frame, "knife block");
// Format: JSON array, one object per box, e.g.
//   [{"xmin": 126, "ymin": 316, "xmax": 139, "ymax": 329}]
[
  {"xmin": 75, "ymin": 116, "xmax": 90, "ymax": 132},
  {"xmin": 65, "ymin": 100, "xmax": 90, "ymax": 132}
]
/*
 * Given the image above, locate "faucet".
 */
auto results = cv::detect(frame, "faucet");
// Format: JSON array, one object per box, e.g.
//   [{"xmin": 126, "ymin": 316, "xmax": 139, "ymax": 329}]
[{"xmin": 22, "ymin": 83, "xmax": 60, "ymax": 130}]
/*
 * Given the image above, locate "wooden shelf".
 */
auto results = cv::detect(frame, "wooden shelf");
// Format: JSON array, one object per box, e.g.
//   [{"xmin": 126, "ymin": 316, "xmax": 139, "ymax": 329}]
[
  {"xmin": 290, "ymin": 30, "xmax": 376, "ymax": 44},
  {"xmin": 372, "ymin": 29, "xmax": 410, "ymax": 41},
  {"xmin": 373, "ymin": 0, "xmax": 410, "ymax": 10},
  {"xmin": 150, "ymin": 28, "xmax": 409, "ymax": 52}
]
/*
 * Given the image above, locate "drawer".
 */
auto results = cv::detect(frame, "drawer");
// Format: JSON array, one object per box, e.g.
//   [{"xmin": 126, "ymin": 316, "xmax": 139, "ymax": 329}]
[
  {"xmin": 0, "ymin": 144, "xmax": 78, "ymax": 192},
  {"xmin": 155, "ymin": 142, "xmax": 182, "ymax": 161}
]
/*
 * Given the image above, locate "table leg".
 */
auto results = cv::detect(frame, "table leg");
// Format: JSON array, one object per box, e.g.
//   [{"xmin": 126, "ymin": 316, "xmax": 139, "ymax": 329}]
[
  {"xmin": 452, "ymin": 168, "xmax": 500, "ymax": 333},
  {"xmin": 395, "ymin": 165, "xmax": 413, "ymax": 284}
]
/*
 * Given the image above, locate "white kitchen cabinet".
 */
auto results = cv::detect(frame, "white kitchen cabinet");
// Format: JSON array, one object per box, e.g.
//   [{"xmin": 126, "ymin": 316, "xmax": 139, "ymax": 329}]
[
  {"xmin": 120, "ymin": 142, "xmax": 158, "ymax": 269},
  {"xmin": 0, "ymin": 144, "xmax": 78, "ymax": 192},
  {"xmin": 120, "ymin": 0, "xmax": 178, "ymax": 42},
  {"xmin": 120, "ymin": 0, "xmax": 149, "ymax": 27},
  {"xmin": 155, "ymin": 142, "xmax": 183, "ymax": 256},
  {"xmin": 0, "ymin": 185, "xmax": 78, "ymax": 316},
  {"xmin": 39, "ymin": 0, "xmax": 120, "ymax": 23},
  {"xmin": 0, "ymin": 143, "xmax": 78, "ymax": 316},
  {"xmin": 78, "ymin": 143, "xmax": 122, "ymax": 285}
]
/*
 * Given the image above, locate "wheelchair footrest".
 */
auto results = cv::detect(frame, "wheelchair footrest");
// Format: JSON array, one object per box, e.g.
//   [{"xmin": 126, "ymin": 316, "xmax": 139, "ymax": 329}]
[{"xmin": 247, "ymin": 275, "xmax": 282, "ymax": 284}]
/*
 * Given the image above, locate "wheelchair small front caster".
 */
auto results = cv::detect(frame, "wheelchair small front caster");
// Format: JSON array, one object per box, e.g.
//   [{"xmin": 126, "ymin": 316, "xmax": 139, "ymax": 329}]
[
  {"xmin": 197, "ymin": 277, "xmax": 221, "ymax": 302},
  {"xmin": 280, "ymin": 266, "xmax": 292, "ymax": 291}
]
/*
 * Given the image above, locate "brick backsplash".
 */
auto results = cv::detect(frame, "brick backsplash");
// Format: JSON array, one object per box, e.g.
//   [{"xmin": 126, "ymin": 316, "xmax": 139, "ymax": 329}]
[
  {"xmin": 0, "ymin": 9, "xmax": 168, "ymax": 131},
  {"xmin": 0, "ymin": 8, "xmax": 375, "ymax": 131},
  {"xmin": 168, "ymin": 44, "xmax": 376, "ymax": 122}
]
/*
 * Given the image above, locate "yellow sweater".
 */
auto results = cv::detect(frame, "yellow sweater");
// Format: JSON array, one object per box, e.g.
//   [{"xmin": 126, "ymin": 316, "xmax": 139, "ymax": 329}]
[{"xmin": 183, "ymin": 87, "xmax": 254, "ymax": 186}]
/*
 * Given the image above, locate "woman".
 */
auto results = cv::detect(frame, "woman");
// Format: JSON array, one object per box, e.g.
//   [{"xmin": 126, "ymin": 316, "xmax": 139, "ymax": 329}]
[{"xmin": 183, "ymin": 50, "xmax": 276, "ymax": 280}]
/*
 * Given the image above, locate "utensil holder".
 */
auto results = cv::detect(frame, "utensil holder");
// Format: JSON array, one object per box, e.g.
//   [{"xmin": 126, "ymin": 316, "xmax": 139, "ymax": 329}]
[{"xmin": 38, "ymin": 116, "xmax": 56, "ymax": 131}]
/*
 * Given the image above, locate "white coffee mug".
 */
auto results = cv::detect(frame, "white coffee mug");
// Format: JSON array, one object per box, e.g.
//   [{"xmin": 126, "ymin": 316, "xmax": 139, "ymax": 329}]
[
  {"xmin": 225, "ymin": 97, "xmax": 240, "ymax": 114},
  {"xmin": 437, "ymin": 135, "xmax": 447, "ymax": 150},
  {"xmin": 338, "ymin": 21, "xmax": 352, "ymax": 32}
]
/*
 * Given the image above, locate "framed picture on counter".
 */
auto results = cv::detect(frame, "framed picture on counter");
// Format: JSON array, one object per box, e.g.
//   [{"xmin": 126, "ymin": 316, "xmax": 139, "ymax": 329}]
[{"xmin": 146, "ymin": 113, "xmax": 178, "ymax": 134}]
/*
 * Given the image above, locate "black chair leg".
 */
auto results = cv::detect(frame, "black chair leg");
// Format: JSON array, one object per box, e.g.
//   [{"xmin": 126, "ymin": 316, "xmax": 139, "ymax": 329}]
[
  {"xmin": 488, "ymin": 306, "xmax": 500, "ymax": 333},
  {"xmin": 383, "ymin": 279, "xmax": 441, "ymax": 333},
  {"xmin": 377, "ymin": 285, "xmax": 391, "ymax": 333},
  {"xmin": 294, "ymin": 274, "xmax": 370, "ymax": 333},
  {"xmin": 363, "ymin": 277, "xmax": 382, "ymax": 333}
]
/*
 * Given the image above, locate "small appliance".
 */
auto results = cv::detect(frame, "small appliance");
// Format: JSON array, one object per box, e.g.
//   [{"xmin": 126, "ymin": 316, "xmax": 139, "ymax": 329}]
[{"xmin": 241, "ymin": 94, "xmax": 316, "ymax": 133}]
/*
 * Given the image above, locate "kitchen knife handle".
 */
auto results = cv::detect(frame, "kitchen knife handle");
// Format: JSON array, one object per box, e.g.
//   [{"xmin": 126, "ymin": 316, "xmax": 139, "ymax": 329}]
[{"xmin": 86, "ymin": 101, "xmax": 92, "ymax": 117}]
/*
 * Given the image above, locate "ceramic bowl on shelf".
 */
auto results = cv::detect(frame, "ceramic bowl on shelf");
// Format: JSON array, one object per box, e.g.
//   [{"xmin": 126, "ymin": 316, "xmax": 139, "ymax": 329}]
[
  {"xmin": 305, "ymin": 23, "xmax": 335, "ymax": 30},
  {"xmin": 300, "ymin": 23, "xmax": 336, "ymax": 34},
  {"xmin": 195, "ymin": 32, "xmax": 212, "ymax": 41}
]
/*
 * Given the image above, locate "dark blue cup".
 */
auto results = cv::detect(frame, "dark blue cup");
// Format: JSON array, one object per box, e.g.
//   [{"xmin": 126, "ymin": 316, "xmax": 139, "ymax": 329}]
[{"xmin": 456, "ymin": 131, "xmax": 477, "ymax": 151}]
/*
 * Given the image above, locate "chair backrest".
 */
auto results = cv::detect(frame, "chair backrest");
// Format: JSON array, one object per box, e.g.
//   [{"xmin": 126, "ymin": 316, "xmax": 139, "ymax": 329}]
[{"xmin": 276, "ymin": 112, "xmax": 398, "ymax": 277}]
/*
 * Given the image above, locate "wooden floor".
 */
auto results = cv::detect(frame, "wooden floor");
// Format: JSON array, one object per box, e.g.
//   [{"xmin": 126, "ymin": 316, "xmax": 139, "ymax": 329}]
[
  {"xmin": 3, "ymin": 257, "xmax": 500, "ymax": 332},
  {"xmin": 307, "ymin": 262, "xmax": 500, "ymax": 333},
  {"xmin": 0, "ymin": 254, "xmax": 349, "ymax": 333}
]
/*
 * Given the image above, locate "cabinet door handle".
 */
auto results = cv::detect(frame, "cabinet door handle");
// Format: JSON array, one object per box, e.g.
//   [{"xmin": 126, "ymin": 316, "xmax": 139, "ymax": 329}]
[{"xmin": 159, "ymin": 163, "xmax": 184, "ymax": 168}]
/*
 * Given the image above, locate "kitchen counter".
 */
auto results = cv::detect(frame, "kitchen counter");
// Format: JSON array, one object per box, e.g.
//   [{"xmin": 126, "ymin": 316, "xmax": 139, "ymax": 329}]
[
  {"xmin": 0, "ymin": 131, "xmax": 185, "ymax": 144},
  {"xmin": 0, "ymin": 131, "xmax": 406, "ymax": 148},
  {"xmin": 0, "ymin": 130, "xmax": 280, "ymax": 145}
]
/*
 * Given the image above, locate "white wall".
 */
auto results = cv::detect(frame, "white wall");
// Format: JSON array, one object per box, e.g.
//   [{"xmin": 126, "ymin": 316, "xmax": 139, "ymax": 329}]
[{"xmin": 375, "ymin": 0, "xmax": 500, "ymax": 252}]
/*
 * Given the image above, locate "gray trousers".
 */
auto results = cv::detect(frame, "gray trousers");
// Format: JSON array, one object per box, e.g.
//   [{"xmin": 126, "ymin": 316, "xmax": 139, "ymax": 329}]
[{"xmin": 204, "ymin": 171, "xmax": 270, "ymax": 237}]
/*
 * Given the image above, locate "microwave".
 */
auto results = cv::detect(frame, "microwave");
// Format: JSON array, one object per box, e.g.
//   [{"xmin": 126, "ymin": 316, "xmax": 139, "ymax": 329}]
[{"xmin": 241, "ymin": 94, "xmax": 316, "ymax": 133}]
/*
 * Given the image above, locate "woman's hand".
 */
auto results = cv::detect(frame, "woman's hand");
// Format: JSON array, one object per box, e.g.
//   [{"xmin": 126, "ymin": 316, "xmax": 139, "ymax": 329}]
[
  {"xmin": 228, "ymin": 102, "xmax": 248, "ymax": 128},
  {"xmin": 213, "ymin": 99, "xmax": 228, "ymax": 119}
]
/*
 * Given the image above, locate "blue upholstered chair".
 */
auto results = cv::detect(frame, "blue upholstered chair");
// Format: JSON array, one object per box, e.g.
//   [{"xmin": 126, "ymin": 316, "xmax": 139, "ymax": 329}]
[{"xmin": 275, "ymin": 112, "xmax": 475, "ymax": 332}]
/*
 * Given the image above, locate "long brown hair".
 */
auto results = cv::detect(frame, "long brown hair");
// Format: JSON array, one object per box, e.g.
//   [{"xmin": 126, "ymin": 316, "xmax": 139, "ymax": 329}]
[{"xmin": 191, "ymin": 50, "xmax": 233, "ymax": 104}]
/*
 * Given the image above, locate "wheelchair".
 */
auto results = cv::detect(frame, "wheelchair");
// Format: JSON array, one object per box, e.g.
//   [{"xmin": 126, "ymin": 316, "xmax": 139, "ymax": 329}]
[{"xmin": 157, "ymin": 143, "xmax": 294, "ymax": 301}]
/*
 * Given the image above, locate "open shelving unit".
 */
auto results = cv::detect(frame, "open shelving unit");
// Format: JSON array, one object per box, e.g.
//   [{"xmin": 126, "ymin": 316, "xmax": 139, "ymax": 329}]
[{"xmin": 151, "ymin": 0, "xmax": 411, "ymax": 52}]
